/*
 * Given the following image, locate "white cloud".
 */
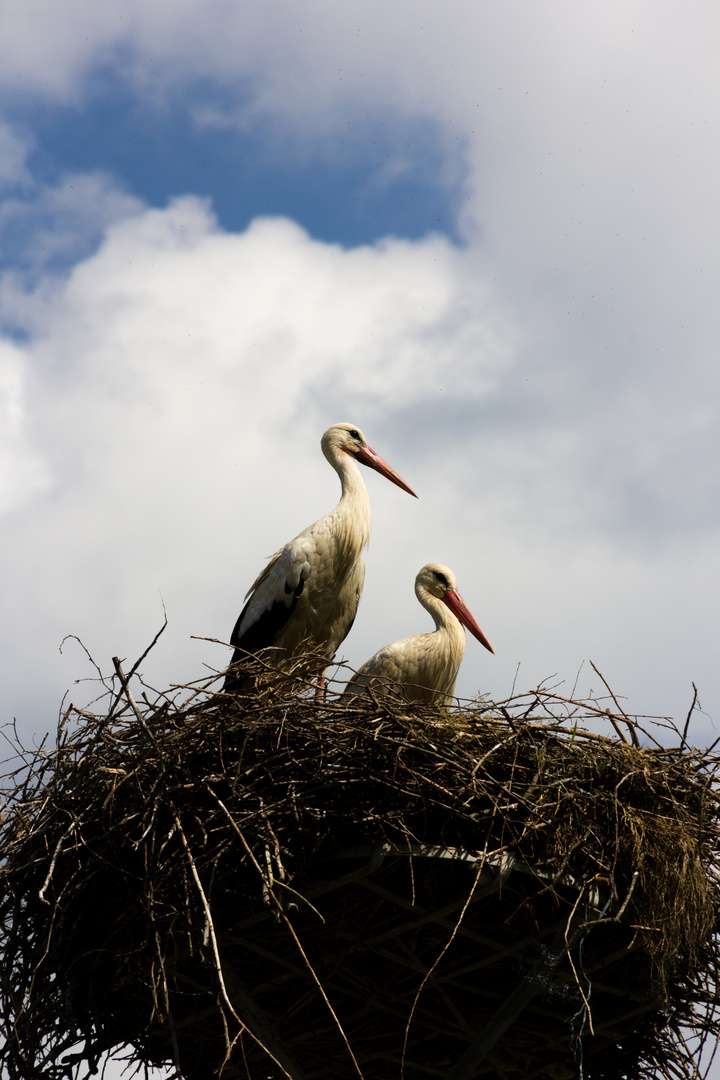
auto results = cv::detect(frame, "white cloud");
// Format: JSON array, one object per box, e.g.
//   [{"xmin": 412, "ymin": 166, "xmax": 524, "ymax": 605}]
[
  {"xmin": 2, "ymin": 7, "xmax": 720, "ymax": 1069},
  {"xmin": 0, "ymin": 197, "xmax": 515, "ymax": 732},
  {"xmin": 0, "ymin": 171, "xmax": 144, "ymax": 349},
  {"xmin": 0, "ymin": 0, "xmax": 717, "ymax": 731},
  {"xmin": 1, "ymin": 190, "xmax": 717, "ymax": 754},
  {"xmin": 0, "ymin": 339, "xmax": 49, "ymax": 512}
]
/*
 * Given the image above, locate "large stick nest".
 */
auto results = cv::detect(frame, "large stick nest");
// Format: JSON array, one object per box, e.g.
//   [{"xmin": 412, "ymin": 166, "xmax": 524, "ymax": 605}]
[{"xmin": 1, "ymin": 649, "xmax": 719, "ymax": 1080}]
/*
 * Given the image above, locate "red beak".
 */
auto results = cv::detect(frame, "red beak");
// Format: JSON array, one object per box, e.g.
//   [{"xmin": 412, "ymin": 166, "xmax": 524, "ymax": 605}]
[
  {"xmin": 356, "ymin": 445, "xmax": 418, "ymax": 498},
  {"xmin": 442, "ymin": 589, "xmax": 494, "ymax": 654}
]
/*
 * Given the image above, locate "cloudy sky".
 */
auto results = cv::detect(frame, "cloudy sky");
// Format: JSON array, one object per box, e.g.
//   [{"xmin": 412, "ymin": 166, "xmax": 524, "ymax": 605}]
[
  {"xmin": 1, "ymin": 0, "xmax": 719, "ymax": 1074},
  {"xmin": 3, "ymin": 0, "xmax": 720, "ymax": 739}
]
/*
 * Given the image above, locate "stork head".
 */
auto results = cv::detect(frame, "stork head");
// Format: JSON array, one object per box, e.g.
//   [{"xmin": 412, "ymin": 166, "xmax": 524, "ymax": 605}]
[
  {"xmin": 416, "ymin": 563, "xmax": 494, "ymax": 654},
  {"xmin": 322, "ymin": 423, "xmax": 418, "ymax": 497}
]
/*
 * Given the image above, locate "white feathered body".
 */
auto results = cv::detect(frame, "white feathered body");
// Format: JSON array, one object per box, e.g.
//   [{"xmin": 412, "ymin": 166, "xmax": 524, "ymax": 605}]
[
  {"xmin": 225, "ymin": 423, "xmax": 416, "ymax": 689},
  {"xmin": 350, "ymin": 619, "xmax": 466, "ymax": 705},
  {"xmin": 344, "ymin": 562, "xmax": 493, "ymax": 706},
  {"xmin": 236, "ymin": 477, "xmax": 371, "ymax": 661}
]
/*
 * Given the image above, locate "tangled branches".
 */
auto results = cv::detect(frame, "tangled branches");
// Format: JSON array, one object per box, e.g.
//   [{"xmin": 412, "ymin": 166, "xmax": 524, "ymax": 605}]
[{"xmin": 0, "ymin": 656, "xmax": 718, "ymax": 1079}]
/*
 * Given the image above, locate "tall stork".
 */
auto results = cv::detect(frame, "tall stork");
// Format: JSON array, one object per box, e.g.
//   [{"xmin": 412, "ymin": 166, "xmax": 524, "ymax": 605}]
[
  {"xmin": 224, "ymin": 423, "xmax": 417, "ymax": 692},
  {"xmin": 344, "ymin": 563, "xmax": 494, "ymax": 706}
]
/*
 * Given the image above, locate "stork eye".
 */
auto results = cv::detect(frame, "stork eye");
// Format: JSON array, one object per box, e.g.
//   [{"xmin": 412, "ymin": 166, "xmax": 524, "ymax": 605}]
[
  {"xmin": 348, "ymin": 429, "xmax": 361, "ymax": 440},
  {"xmin": 434, "ymin": 571, "xmax": 449, "ymax": 588}
]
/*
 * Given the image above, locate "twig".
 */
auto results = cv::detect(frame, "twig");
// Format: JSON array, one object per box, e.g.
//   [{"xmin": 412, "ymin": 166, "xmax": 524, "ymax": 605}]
[
  {"xmin": 38, "ymin": 822, "xmax": 75, "ymax": 903},
  {"xmin": 104, "ymin": 616, "xmax": 168, "ymax": 724},
  {"xmin": 111, "ymin": 658, "xmax": 158, "ymax": 745},
  {"xmin": 682, "ymin": 683, "xmax": 700, "ymax": 750},
  {"xmin": 589, "ymin": 662, "xmax": 640, "ymax": 746},
  {"xmin": 400, "ymin": 838, "xmax": 502, "ymax": 1080},
  {"xmin": 207, "ymin": 788, "xmax": 365, "ymax": 1080}
]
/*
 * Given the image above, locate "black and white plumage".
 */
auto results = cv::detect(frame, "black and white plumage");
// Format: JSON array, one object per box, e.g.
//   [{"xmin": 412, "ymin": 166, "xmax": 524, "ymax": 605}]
[
  {"xmin": 344, "ymin": 563, "xmax": 494, "ymax": 706},
  {"xmin": 224, "ymin": 423, "xmax": 417, "ymax": 691}
]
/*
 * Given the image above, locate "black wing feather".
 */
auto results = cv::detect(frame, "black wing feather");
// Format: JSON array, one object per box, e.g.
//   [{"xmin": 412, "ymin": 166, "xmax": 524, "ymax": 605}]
[{"xmin": 224, "ymin": 573, "xmax": 307, "ymax": 691}]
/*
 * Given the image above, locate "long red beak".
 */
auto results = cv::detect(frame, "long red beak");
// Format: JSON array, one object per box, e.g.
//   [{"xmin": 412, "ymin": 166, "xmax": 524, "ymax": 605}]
[
  {"xmin": 442, "ymin": 589, "xmax": 494, "ymax": 654},
  {"xmin": 356, "ymin": 445, "xmax": 418, "ymax": 498}
]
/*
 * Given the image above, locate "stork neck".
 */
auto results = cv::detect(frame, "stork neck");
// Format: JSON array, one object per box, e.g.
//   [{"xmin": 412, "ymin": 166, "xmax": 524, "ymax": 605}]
[
  {"xmin": 336, "ymin": 451, "xmax": 370, "ymax": 505},
  {"xmin": 326, "ymin": 450, "xmax": 372, "ymax": 554},
  {"xmin": 423, "ymin": 591, "xmax": 466, "ymax": 642}
]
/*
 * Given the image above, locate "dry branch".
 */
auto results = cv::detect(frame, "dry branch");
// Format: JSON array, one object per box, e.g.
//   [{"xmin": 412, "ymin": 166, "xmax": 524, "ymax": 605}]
[{"xmin": 0, "ymin": 651, "xmax": 718, "ymax": 1080}]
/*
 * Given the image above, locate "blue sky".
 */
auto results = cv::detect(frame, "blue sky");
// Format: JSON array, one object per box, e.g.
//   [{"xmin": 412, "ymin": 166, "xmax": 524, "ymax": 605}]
[
  {"xmin": 2, "ymin": 0, "xmax": 718, "ymax": 738},
  {"xmin": 3, "ymin": 67, "xmax": 464, "ymax": 290},
  {"xmin": 17, "ymin": 91, "xmax": 462, "ymax": 246},
  {"xmin": 1, "ymin": 4, "xmax": 720, "ymax": 1069}
]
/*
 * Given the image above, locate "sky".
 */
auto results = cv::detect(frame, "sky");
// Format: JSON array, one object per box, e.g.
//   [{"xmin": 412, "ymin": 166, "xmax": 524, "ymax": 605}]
[{"xmin": 1, "ymin": 0, "xmax": 719, "ymax": 1074}]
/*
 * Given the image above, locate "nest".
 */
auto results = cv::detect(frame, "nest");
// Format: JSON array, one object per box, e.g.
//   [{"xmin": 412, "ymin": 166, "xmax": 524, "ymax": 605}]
[{"xmin": 1, "ymin": 648, "xmax": 719, "ymax": 1080}]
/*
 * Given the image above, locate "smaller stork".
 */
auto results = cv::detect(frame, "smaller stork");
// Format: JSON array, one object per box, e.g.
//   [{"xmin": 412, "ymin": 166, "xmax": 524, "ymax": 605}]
[{"xmin": 344, "ymin": 563, "xmax": 494, "ymax": 706}]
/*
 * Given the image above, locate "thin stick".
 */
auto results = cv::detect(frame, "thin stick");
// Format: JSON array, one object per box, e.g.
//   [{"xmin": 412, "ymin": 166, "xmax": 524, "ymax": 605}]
[
  {"xmin": 400, "ymin": 841, "xmax": 501, "ymax": 1079},
  {"xmin": 589, "ymin": 662, "xmax": 639, "ymax": 746},
  {"xmin": 38, "ymin": 823, "xmax": 74, "ymax": 903},
  {"xmin": 112, "ymin": 658, "xmax": 158, "ymax": 745},
  {"xmin": 682, "ymin": 683, "xmax": 699, "ymax": 749},
  {"xmin": 208, "ymin": 789, "xmax": 365, "ymax": 1080},
  {"xmin": 104, "ymin": 616, "xmax": 168, "ymax": 723},
  {"xmin": 173, "ymin": 812, "xmax": 304, "ymax": 1080}
]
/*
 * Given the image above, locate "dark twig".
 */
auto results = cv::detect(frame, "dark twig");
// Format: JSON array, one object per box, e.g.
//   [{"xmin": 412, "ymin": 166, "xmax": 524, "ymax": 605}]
[
  {"xmin": 682, "ymin": 683, "xmax": 700, "ymax": 750},
  {"xmin": 0, "ymin": 645, "xmax": 717, "ymax": 1080}
]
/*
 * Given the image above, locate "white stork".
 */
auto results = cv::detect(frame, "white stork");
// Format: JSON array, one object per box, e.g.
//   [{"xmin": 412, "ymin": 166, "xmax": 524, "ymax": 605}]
[
  {"xmin": 343, "ymin": 563, "xmax": 494, "ymax": 706},
  {"xmin": 224, "ymin": 423, "xmax": 417, "ymax": 691}
]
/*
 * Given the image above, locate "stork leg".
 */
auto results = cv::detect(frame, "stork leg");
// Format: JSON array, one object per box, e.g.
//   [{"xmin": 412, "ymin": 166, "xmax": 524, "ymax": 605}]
[{"xmin": 314, "ymin": 669, "xmax": 328, "ymax": 701}]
